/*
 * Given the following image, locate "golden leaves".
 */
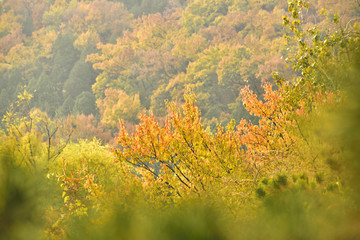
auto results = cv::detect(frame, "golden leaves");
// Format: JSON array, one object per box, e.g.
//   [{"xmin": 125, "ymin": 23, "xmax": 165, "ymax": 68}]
[{"xmin": 97, "ymin": 89, "xmax": 142, "ymax": 128}]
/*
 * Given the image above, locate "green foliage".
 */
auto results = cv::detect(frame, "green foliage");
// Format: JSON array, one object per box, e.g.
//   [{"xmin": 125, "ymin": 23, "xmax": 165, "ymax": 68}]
[
  {"xmin": 73, "ymin": 91, "xmax": 98, "ymax": 116},
  {"xmin": 43, "ymin": 138, "xmax": 144, "ymax": 238},
  {"xmin": 134, "ymin": 0, "xmax": 169, "ymax": 16},
  {"xmin": 59, "ymin": 96, "xmax": 75, "ymax": 117},
  {"xmin": 29, "ymin": 72, "xmax": 61, "ymax": 117},
  {"xmin": 50, "ymin": 33, "xmax": 79, "ymax": 93},
  {"xmin": 282, "ymin": 0, "xmax": 360, "ymax": 105},
  {"xmin": 182, "ymin": 0, "xmax": 231, "ymax": 34},
  {"xmin": 245, "ymin": 190, "xmax": 350, "ymax": 240},
  {"xmin": 332, "ymin": 47, "xmax": 360, "ymax": 202},
  {"xmin": 0, "ymin": 69, "xmax": 22, "ymax": 117},
  {"xmin": 97, "ymin": 88, "xmax": 142, "ymax": 128},
  {"xmin": 0, "ymin": 154, "xmax": 47, "ymax": 240},
  {"xmin": 66, "ymin": 202, "xmax": 227, "ymax": 240},
  {"xmin": 63, "ymin": 60, "xmax": 96, "ymax": 99}
]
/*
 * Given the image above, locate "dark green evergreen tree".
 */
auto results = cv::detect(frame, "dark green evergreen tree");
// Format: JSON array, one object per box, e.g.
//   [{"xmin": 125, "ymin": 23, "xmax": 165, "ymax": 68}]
[
  {"xmin": 138, "ymin": 0, "xmax": 168, "ymax": 15},
  {"xmin": 63, "ymin": 60, "xmax": 96, "ymax": 99},
  {"xmin": 0, "ymin": 89, "xmax": 9, "ymax": 118},
  {"xmin": 29, "ymin": 72, "xmax": 61, "ymax": 117},
  {"xmin": 50, "ymin": 33, "xmax": 79, "ymax": 99},
  {"xmin": 73, "ymin": 91, "xmax": 98, "ymax": 116},
  {"xmin": 59, "ymin": 96, "xmax": 75, "ymax": 117},
  {"xmin": 7, "ymin": 69, "xmax": 23, "ymax": 100},
  {"xmin": 22, "ymin": 14, "xmax": 33, "ymax": 36}
]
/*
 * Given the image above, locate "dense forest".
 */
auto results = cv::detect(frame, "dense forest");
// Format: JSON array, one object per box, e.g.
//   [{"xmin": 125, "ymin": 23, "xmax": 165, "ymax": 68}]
[{"xmin": 1, "ymin": 0, "xmax": 360, "ymax": 239}]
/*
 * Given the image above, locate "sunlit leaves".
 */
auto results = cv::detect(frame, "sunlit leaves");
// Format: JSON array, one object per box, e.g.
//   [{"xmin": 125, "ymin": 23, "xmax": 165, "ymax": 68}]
[
  {"xmin": 97, "ymin": 88, "xmax": 142, "ymax": 129},
  {"xmin": 5, "ymin": 43, "xmax": 36, "ymax": 69},
  {"xmin": 114, "ymin": 85, "xmax": 301, "ymax": 210},
  {"xmin": 182, "ymin": 0, "xmax": 232, "ymax": 34},
  {"xmin": 73, "ymin": 30, "xmax": 100, "ymax": 51},
  {"xmin": 281, "ymin": 0, "xmax": 360, "ymax": 111}
]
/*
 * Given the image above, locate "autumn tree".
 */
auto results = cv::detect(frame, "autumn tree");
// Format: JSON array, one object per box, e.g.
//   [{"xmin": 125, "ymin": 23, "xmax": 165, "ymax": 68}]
[
  {"xmin": 114, "ymin": 82, "xmax": 330, "ymax": 211},
  {"xmin": 97, "ymin": 88, "xmax": 142, "ymax": 129}
]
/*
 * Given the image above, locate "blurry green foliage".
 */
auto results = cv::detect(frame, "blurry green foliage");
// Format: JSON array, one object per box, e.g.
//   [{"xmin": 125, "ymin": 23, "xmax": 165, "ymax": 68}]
[{"xmin": 0, "ymin": 154, "xmax": 46, "ymax": 240}]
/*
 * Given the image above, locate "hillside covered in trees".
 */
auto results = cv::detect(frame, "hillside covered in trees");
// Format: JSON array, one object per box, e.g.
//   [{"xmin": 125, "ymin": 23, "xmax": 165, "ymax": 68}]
[
  {"xmin": 1, "ymin": 0, "xmax": 358, "ymax": 134},
  {"xmin": 1, "ymin": 0, "xmax": 360, "ymax": 239}
]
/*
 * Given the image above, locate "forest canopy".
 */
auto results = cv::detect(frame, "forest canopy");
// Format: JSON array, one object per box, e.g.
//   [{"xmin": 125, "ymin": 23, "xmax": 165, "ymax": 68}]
[{"xmin": 1, "ymin": 0, "xmax": 360, "ymax": 239}]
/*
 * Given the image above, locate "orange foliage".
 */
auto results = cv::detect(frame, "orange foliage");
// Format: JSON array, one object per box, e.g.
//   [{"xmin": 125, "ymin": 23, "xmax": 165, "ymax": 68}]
[
  {"xmin": 114, "ymin": 84, "xmax": 313, "ymax": 207},
  {"xmin": 60, "ymin": 114, "xmax": 114, "ymax": 144}
]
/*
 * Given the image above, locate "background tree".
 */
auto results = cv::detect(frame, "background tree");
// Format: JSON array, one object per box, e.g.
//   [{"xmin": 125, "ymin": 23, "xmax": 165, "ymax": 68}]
[
  {"xmin": 97, "ymin": 88, "xmax": 142, "ymax": 129},
  {"xmin": 73, "ymin": 91, "xmax": 98, "ymax": 116},
  {"xmin": 63, "ymin": 60, "xmax": 96, "ymax": 99}
]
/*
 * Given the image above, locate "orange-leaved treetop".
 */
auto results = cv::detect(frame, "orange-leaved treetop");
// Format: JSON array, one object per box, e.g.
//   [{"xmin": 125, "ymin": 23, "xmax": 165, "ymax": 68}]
[{"xmin": 113, "ymin": 81, "xmax": 329, "ymax": 210}]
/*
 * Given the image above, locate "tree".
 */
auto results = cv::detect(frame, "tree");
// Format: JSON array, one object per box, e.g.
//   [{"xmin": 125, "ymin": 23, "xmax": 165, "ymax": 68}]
[
  {"xmin": 63, "ymin": 60, "xmax": 96, "ymax": 99},
  {"xmin": 280, "ymin": 0, "xmax": 360, "ymax": 108},
  {"xmin": 182, "ymin": 0, "xmax": 231, "ymax": 34},
  {"xmin": 60, "ymin": 114, "xmax": 113, "ymax": 143},
  {"xmin": 59, "ymin": 95, "xmax": 75, "ymax": 117},
  {"xmin": 73, "ymin": 91, "xmax": 98, "ymax": 116},
  {"xmin": 97, "ymin": 88, "xmax": 142, "ymax": 129},
  {"xmin": 29, "ymin": 72, "xmax": 61, "ymax": 117},
  {"xmin": 50, "ymin": 32, "xmax": 79, "ymax": 98},
  {"xmin": 184, "ymin": 45, "xmax": 238, "ymax": 121},
  {"xmin": 1, "ymin": 90, "xmax": 71, "ymax": 168},
  {"xmin": 114, "ymin": 86, "xmax": 302, "ymax": 209},
  {"xmin": 137, "ymin": 0, "xmax": 169, "ymax": 15}
]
